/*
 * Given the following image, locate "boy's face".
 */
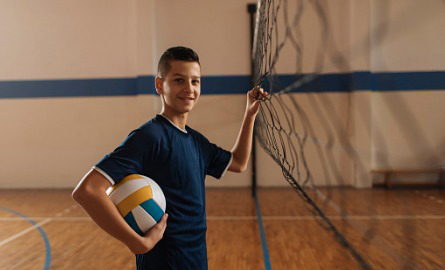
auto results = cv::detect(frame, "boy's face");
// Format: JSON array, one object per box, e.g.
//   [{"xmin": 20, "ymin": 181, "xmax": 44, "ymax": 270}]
[{"xmin": 156, "ymin": 60, "xmax": 201, "ymax": 115}]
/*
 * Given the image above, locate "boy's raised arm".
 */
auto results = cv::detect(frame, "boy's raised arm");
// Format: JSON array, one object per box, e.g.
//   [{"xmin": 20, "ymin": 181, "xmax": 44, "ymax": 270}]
[
  {"xmin": 72, "ymin": 169, "xmax": 167, "ymax": 254},
  {"xmin": 228, "ymin": 87, "xmax": 267, "ymax": 173}
]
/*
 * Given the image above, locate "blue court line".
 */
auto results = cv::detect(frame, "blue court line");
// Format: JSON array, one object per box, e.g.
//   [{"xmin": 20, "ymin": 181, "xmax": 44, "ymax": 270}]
[
  {"xmin": 254, "ymin": 195, "xmax": 272, "ymax": 270},
  {"xmin": 0, "ymin": 207, "xmax": 51, "ymax": 270},
  {"xmin": 0, "ymin": 71, "xmax": 444, "ymax": 99}
]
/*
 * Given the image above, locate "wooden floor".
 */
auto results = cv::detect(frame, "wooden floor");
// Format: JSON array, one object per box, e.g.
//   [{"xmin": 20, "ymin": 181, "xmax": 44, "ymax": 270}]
[{"xmin": 0, "ymin": 187, "xmax": 444, "ymax": 270}]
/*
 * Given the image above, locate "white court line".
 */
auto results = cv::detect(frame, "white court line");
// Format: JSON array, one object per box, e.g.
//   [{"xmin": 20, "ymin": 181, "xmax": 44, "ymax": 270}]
[
  {"xmin": 261, "ymin": 215, "xmax": 445, "ymax": 221},
  {"xmin": 416, "ymin": 191, "xmax": 445, "ymax": 204},
  {"xmin": 0, "ymin": 204, "xmax": 78, "ymax": 247},
  {"xmin": 0, "ymin": 217, "xmax": 90, "ymax": 221},
  {"xmin": 208, "ymin": 216, "xmax": 257, "ymax": 220},
  {"xmin": 1, "ymin": 214, "xmax": 443, "ymax": 247},
  {"xmin": 0, "ymin": 218, "xmax": 53, "ymax": 247},
  {"xmin": 1, "ymin": 215, "xmax": 445, "ymax": 222},
  {"xmin": 209, "ymin": 215, "xmax": 445, "ymax": 221}
]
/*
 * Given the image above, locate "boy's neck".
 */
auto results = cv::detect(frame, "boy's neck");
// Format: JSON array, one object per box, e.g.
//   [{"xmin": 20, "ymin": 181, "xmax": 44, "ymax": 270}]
[{"xmin": 160, "ymin": 111, "xmax": 188, "ymax": 130}]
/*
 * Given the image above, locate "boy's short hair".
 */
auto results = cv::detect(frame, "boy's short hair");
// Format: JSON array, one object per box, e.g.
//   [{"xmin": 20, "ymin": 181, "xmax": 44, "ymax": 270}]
[{"xmin": 157, "ymin": 46, "xmax": 200, "ymax": 78}]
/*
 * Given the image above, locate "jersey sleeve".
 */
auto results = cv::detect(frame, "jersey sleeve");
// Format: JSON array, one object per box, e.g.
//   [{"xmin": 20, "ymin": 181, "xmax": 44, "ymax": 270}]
[
  {"xmin": 205, "ymin": 141, "xmax": 233, "ymax": 179},
  {"xmin": 94, "ymin": 128, "xmax": 160, "ymax": 185}
]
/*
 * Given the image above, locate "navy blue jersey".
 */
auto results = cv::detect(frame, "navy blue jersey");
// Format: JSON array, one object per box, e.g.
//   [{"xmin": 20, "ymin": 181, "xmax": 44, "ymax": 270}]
[{"xmin": 95, "ymin": 114, "xmax": 232, "ymax": 270}]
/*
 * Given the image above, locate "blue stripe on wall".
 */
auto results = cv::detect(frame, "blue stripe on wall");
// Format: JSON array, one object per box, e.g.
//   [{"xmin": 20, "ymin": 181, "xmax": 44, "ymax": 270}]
[
  {"xmin": 372, "ymin": 71, "xmax": 445, "ymax": 91},
  {"xmin": 0, "ymin": 76, "xmax": 156, "ymax": 98},
  {"xmin": 0, "ymin": 71, "xmax": 444, "ymax": 99},
  {"xmin": 266, "ymin": 71, "xmax": 445, "ymax": 92},
  {"xmin": 202, "ymin": 75, "xmax": 251, "ymax": 94}
]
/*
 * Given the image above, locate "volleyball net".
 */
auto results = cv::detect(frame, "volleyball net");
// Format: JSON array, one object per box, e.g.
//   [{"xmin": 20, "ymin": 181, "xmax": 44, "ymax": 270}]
[{"xmin": 250, "ymin": 0, "xmax": 444, "ymax": 269}]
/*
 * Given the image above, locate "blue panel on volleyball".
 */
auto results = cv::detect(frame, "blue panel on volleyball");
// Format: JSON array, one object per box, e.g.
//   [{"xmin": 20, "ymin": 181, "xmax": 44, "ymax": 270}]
[
  {"xmin": 140, "ymin": 199, "xmax": 164, "ymax": 222},
  {"xmin": 124, "ymin": 211, "xmax": 144, "ymax": 235}
]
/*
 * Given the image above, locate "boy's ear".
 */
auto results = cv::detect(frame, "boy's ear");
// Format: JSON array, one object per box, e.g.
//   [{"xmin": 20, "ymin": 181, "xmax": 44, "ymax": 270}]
[{"xmin": 155, "ymin": 76, "xmax": 163, "ymax": 95}]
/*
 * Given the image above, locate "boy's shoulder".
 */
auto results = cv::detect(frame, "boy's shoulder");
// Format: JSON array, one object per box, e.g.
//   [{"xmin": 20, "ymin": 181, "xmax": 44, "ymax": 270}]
[
  {"xmin": 131, "ymin": 115, "xmax": 167, "ymax": 142},
  {"xmin": 140, "ymin": 115, "xmax": 164, "ymax": 131},
  {"xmin": 185, "ymin": 125, "xmax": 210, "ymax": 144},
  {"xmin": 137, "ymin": 115, "xmax": 210, "ymax": 145}
]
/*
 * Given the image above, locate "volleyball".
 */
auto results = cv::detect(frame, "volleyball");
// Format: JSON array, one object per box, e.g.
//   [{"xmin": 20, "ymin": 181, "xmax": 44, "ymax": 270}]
[{"xmin": 106, "ymin": 174, "xmax": 166, "ymax": 235}]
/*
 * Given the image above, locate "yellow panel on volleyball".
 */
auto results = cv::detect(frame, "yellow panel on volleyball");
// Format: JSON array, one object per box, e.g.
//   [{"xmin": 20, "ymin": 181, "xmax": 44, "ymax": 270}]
[
  {"xmin": 106, "ymin": 174, "xmax": 166, "ymax": 234},
  {"xmin": 116, "ymin": 186, "xmax": 152, "ymax": 217}
]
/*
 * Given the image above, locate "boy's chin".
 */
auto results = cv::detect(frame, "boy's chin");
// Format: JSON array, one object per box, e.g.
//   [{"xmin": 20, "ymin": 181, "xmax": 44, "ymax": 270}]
[
  {"xmin": 180, "ymin": 104, "xmax": 196, "ymax": 113},
  {"xmin": 164, "ymin": 104, "xmax": 195, "ymax": 115},
  {"xmin": 182, "ymin": 107, "xmax": 193, "ymax": 113},
  {"xmin": 173, "ymin": 106, "xmax": 194, "ymax": 114}
]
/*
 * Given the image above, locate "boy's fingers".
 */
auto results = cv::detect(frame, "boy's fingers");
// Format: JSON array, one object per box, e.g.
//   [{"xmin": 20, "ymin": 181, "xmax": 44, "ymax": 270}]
[
  {"xmin": 160, "ymin": 213, "xmax": 168, "ymax": 225},
  {"xmin": 153, "ymin": 214, "xmax": 168, "ymax": 229},
  {"xmin": 248, "ymin": 86, "xmax": 269, "ymax": 101},
  {"xmin": 256, "ymin": 89, "xmax": 268, "ymax": 100},
  {"xmin": 148, "ymin": 214, "xmax": 167, "ymax": 237}
]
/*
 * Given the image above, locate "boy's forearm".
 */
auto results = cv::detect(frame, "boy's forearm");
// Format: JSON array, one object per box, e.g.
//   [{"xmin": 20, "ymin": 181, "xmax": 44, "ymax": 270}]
[
  {"xmin": 73, "ymin": 171, "xmax": 149, "ymax": 253},
  {"xmin": 229, "ymin": 86, "xmax": 266, "ymax": 172},
  {"xmin": 230, "ymin": 111, "xmax": 257, "ymax": 172},
  {"xmin": 75, "ymin": 190, "xmax": 144, "ymax": 248}
]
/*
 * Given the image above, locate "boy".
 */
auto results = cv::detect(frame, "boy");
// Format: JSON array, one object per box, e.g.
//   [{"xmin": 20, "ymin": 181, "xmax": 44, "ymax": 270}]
[{"xmin": 72, "ymin": 46, "xmax": 266, "ymax": 269}]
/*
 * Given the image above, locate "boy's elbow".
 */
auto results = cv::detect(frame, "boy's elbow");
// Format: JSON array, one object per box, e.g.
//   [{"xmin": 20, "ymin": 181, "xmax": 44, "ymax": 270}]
[
  {"xmin": 229, "ymin": 162, "xmax": 247, "ymax": 173},
  {"xmin": 237, "ymin": 165, "xmax": 247, "ymax": 173},
  {"xmin": 72, "ymin": 169, "xmax": 110, "ymax": 203},
  {"xmin": 72, "ymin": 184, "xmax": 94, "ymax": 204},
  {"xmin": 72, "ymin": 186, "xmax": 85, "ymax": 203},
  {"xmin": 228, "ymin": 155, "xmax": 249, "ymax": 173}
]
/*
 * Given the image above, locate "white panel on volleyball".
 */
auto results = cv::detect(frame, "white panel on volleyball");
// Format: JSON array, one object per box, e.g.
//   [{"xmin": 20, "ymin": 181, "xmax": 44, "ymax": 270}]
[
  {"xmin": 132, "ymin": 205, "xmax": 157, "ymax": 232},
  {"xmin": 107, "ymin": 179, "xmax": 148, "ymax": 205},
  {"xmin": 149, "ymin": 182, "xmax": 166, "ymax": 211}
]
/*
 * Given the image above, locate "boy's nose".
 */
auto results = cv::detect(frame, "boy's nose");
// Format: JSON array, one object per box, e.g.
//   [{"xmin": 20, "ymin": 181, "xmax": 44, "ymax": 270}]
[{"xmin": 183, "ymin": 82, "xmax": 193, "ymax": 93}]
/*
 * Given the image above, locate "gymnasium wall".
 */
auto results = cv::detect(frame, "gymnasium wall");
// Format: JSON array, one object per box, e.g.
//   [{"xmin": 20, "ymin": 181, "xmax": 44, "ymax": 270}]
[
  {"xmin": 0, "ymin": 0, "xmax": 443, "ymax": 188},
  {"xmin": 0, "ymin": 0, "xmax": 151, "ymax": 188},
  {"xmin": 0, "ymin": 0, "xmax": 253, "ymax": 188},
  {"xmin": 258, "ymin": 0, "xmax": 445, "ymax": 188},
  {"xmin": 369, "ymin": 0, "xmax": 445, "ymax": 169}
]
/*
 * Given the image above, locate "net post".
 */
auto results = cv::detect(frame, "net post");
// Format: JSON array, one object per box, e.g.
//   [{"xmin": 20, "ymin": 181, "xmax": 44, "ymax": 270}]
[{"xmin": 247, "ymin": 3, "xmax": 257, "ymax": 198}]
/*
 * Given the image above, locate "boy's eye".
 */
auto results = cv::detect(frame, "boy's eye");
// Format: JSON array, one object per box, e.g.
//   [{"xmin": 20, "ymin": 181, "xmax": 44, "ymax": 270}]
[
  {"xmin": 174, "ymin": 78, "xmax": 184, "ymax": 83},
  {"xmin": 192, "ymin": 80, "xmax": 200, "ymax": 85}
]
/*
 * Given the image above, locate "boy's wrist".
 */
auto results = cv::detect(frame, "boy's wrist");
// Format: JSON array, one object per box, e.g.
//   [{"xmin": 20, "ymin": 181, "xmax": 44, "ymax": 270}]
[
  {"xmin": 245, "ymin": 109, "xmax": 258, "ymax": 119},
  {"xmin": 127, "ymin": 234, "xmax": 153, "ymax": 254},
  {"xmin": 127, "ymin": 236, "xmax": 153, "ymax": 254}
]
